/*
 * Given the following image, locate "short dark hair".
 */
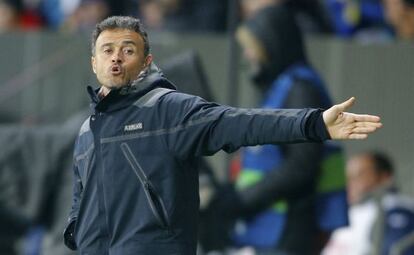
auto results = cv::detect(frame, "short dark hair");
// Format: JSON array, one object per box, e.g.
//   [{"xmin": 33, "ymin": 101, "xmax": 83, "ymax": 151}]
[
  {"xmin": 91, "ymin": 16, "xmax": 150, "ymax": 56},
  {"xmin": 368, "ymin": 151, "xmax": 394, "ymax": 176}
]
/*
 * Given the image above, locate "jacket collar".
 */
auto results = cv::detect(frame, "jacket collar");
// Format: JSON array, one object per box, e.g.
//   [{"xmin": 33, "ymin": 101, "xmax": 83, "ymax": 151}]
[{"xmin": 87, "ymin": 62, "xmax": 176, "ymax": 113}]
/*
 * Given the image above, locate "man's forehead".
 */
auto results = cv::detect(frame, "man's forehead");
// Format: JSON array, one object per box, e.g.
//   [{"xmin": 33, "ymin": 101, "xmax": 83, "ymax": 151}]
[{"xmin": 97, "ymin": 28, "xmax": 144, "ymax": 45}]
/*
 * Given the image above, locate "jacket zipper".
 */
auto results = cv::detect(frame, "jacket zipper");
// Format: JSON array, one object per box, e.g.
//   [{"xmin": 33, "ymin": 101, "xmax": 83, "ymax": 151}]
[{"xmin": 120, "ymin": 142, "xmax": 170, "ymax": 230}]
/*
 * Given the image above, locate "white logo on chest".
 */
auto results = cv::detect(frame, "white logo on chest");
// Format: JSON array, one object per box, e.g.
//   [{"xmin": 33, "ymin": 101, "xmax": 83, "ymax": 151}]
[{"xmin": 124, "ymin": 123, "xmax": 143, "ymax": 132}]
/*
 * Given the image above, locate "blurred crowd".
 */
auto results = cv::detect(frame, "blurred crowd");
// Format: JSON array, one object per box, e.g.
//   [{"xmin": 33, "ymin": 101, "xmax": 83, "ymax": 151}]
[
  {"xmin": 0, "ymin": 0, "xmax": 228, "ymax": 33},
  {"xmin": 0, "ymin": 0, "xmax": 414, "ymax": 41}
]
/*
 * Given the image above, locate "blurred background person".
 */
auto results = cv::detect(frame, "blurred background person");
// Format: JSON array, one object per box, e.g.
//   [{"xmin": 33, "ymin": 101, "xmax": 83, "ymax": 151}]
[
  {"xmin": 383, "ymin": 0, "xmax": 414, "ymax": 40},
  {"xmin": 138, "ymin": 0, "xmax": 228, "ymax": 32},
  {"xmin": 204, "ymin": 3, "xmax": 347, "ymax": 255},
  {"xmin": 20, "ymin": 0, "xmax": 43, "ymax": 30},
  {"xmin": 240, "ymin": 0, "xmax": 333, "ymax": 34},
  {"xmin": 0, "ymin": 0, "xmax": 44, "ymax": 31},
  {"xmin": 322, "ymin": 0, "xmax": 393, "ymax": 43},
  {"xmin": 323, "ymin": 151, "xmax": 414, "ymax": 255},
  {"xmin": 62, "ymin": 0, "xmax": 109, "ymax": 33},
  {"xmin": 139, "ymin": 0, "xmax": 164, "ymax": 30},
  {"xmin": 0, "ymin": 0, "xmax": 21, "ymax": 32}
]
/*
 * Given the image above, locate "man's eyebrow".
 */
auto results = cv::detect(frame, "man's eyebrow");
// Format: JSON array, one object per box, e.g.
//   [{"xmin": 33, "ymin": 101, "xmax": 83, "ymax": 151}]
[
  {"xmin": 100, "ymin": 42, "xmax": 113, "ymax": 48},
  {"xmin": 99, "ymin": 41, "xmax": 137, "ymax": 48},
  {"xmin": 121, "ymin": 40, "xmax": 137, "ymax": 46}
]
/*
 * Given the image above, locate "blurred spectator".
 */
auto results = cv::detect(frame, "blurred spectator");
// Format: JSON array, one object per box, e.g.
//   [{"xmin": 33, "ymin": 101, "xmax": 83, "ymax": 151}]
[
  {"xmin": 139, "ymin": 0, "xmax": 165, "ymax": 30},
  {"xmin": 62, "ymin": 0, "xmax": 109, "ymax": 33},
  {"xmin": 138, "ymin": 0, "xmax": 228, "ymax": 32},
  {"xmin": 0, "ymin": 0, "xmax": 43, "ymax": 32},
  {"xmin": 323, "ymin": 151, "xmax": 414, "ymax": 255},
  {"xmin": 204, "ymin": 3, "xmax": 347, "ymax": 255},
  {"xmin": 20, "ymin": 0, "xmax": 43, "ymax": 30},
  {"xmin": 0, "ymin": 0, "xmax": 228, "ymax": 32},
  {"xmin": 383, "ymin": 0, "xmax": 414, "ymax": 40},
  {"xmin": 286, "ymin": 0, "xmax": 333, "ymax": 34},
  {"xmin": 40, "ymin": 0, "xmax": 76, "ymax": 28},
  {"xmin": 0, "ymin": 0, "xmax": 20, "ymax": 32},
  {"xmin": 323, "ymin": 0, "xmax": 393, "ymax": 42},
  {"xmin": 346, "ymin": 152, "xmax": 392, "ymax": 205},
  {"xmin": 240, "ymin": 0, "xmax": 333, "ymax": 34}
]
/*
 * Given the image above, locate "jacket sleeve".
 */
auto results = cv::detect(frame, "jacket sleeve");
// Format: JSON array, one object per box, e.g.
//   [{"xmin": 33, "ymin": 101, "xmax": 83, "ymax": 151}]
[
  {"xmin": 237, "ymin": 79, "xmax": 326, "ymax": 213},
  {"xmin": 63, "ymin": 162, "xmax": 82, "ymax": 250},
  {"xmin": 160, "ymin": 91, "xmax": 329, "ymax": 158}
]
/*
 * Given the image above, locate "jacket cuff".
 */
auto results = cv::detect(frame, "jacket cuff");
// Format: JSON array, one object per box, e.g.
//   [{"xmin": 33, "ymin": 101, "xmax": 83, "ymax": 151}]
[
  {"xmin": 306, "ymin": 109, "xmax": 331, "ymax": 141},
  {"xmin": 63, "ymin": 219, "xmax": 77, "ymax": 251}
]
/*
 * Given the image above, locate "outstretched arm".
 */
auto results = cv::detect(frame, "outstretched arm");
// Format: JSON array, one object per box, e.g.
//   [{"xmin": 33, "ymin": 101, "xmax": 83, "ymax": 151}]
[{"xmin": 323, "ymin": 97, "xmax": 382, "ymax": 140}]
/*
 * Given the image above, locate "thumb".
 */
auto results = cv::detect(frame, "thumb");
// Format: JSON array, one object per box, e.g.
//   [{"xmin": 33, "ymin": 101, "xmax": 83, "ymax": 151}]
[{"xmin": 335, "ymin": 97, "xmax": 355, "ymax": 113}]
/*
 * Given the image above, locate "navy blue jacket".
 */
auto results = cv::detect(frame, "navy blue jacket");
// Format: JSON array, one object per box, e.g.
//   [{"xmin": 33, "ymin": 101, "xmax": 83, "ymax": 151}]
[{"xmin": 64, "ymin": 64, "xmax": 330, "ymax": 255}]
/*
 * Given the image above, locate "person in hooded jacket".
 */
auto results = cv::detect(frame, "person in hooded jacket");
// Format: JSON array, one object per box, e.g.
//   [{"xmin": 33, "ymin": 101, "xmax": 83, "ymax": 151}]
[
  {"xmin": 207, "ymin": 4, "xmax": 349, "ymax": 255},
  {"xmin": 62, "ymin": 15, "xmax": 381, "ymax": 255}
]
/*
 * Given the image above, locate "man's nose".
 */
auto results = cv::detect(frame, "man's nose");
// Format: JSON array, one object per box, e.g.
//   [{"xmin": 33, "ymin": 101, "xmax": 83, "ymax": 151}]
[{"xmin": 111, "ymin": 50, "xmax": 123, "ymax": 63}]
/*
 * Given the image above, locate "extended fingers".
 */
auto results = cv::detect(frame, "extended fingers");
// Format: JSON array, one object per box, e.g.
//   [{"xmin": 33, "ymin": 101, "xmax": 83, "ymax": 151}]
[
  {"xmin": 353, "ymin": 113, "xmax": 381, "ymax": 122},
  {"xmin": 355, "ymin": 121, "xmax": 383, "ymax": 128},
  {"xmin": 328, "ymin": 109, "xmax": 382, "ymax": 140},
  {"xmin": 350, "ymin": 120, "xmax": 382, "ymax": 134},
  {"xmin": 352, "ymin": 126, "xmax": 380, "ymax": 134},
  {"xmin": 348, "ymin": 133, "xmax": 368, "ymax": 140}
]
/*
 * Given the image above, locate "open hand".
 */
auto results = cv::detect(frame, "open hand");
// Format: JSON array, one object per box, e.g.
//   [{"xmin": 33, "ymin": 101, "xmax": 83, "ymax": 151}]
[{"xmin": 323, "ymin": 97, "xmax": 382, "ymax": 140}]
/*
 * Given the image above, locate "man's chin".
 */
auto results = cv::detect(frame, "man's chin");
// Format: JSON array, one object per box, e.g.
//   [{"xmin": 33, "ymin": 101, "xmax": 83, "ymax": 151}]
[
  {"xmin": 101, "ymin": 77, "xmax": 137, "ymax": 90},
  {"xmin": 106, "ymin": 82, "xmax": 128, "ymax": 90}
]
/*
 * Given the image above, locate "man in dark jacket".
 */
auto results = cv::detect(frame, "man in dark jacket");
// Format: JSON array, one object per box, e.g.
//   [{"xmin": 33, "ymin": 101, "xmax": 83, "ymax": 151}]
[{"xmin": 63, "ymin": 16, "xmax": 381, "ymax": 255}]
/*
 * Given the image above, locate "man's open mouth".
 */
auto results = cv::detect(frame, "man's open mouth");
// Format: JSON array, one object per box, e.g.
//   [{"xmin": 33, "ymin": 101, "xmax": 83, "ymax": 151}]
[{"xmin": 110, "ymin": 65, "xmax": 122, "ymax": 75}]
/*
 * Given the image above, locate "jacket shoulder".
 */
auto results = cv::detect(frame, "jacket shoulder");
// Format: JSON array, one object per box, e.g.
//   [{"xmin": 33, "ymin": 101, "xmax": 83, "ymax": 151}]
[
  {"xmin": 136, "ymin": 88, "xmax": 212, "ymax": 113},
  {"xmin": 133, "ymin": 88, "xmax": 175, "ymax": 108},
  {"xmin": 74, "ymin": 117, "xmax": 94, "ymax": 159},
  {"xmin": 78, "ymin": 117, "xmax": 91, "ymax": 136}
]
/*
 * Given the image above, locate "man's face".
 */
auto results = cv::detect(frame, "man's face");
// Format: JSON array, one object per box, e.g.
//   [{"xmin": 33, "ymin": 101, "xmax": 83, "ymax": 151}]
[
  {"xmin": 241, "ymin": 0, "xmax": 280, "ymax": 18},
  {"xmin": 236, "ymin": 27, "xmax": 267, "ymax": 72},
  {"xmin": 92, "ymin": 28, "xmax": 152, "ymax": 90},
  {"xmin": 346, "ymin": 155, "xmax": 390, "ymax": 204},
  {"xmin": 383, "ymin": 0, "xmax": 405, "ymax": 26},
  {"xmin": 0, "ymin": 2, "xmax": 17, "ymax": 32}
]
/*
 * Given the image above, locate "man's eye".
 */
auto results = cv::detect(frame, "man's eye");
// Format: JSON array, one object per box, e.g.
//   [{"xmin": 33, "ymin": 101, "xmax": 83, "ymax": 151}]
[
  {"xmin": 124, "ymin": 49, "xmax": 134, "ymax": 55},
  {"xmin": 103, "ymin": 49, "xmax": 112, "ymax": 54}
]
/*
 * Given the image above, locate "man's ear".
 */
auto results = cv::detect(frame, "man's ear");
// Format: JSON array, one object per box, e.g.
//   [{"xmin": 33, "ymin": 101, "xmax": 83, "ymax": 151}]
[
  {"xmin": 144, "ymin": 54, "xmax": 153, "ymax": 68},
  {"xmin": 91, "ymin": 56, "xmax": 97, "ymax": 74}
]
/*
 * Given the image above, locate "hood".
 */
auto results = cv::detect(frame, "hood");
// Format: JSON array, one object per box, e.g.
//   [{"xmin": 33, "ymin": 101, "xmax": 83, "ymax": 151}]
[
  {"xmin": 242, "ymin": 5, "xmax": 306, "ymax": 88},
  {"xmin": 88, "ymin": 62, "xmax": 176, "ymax": 112}
]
